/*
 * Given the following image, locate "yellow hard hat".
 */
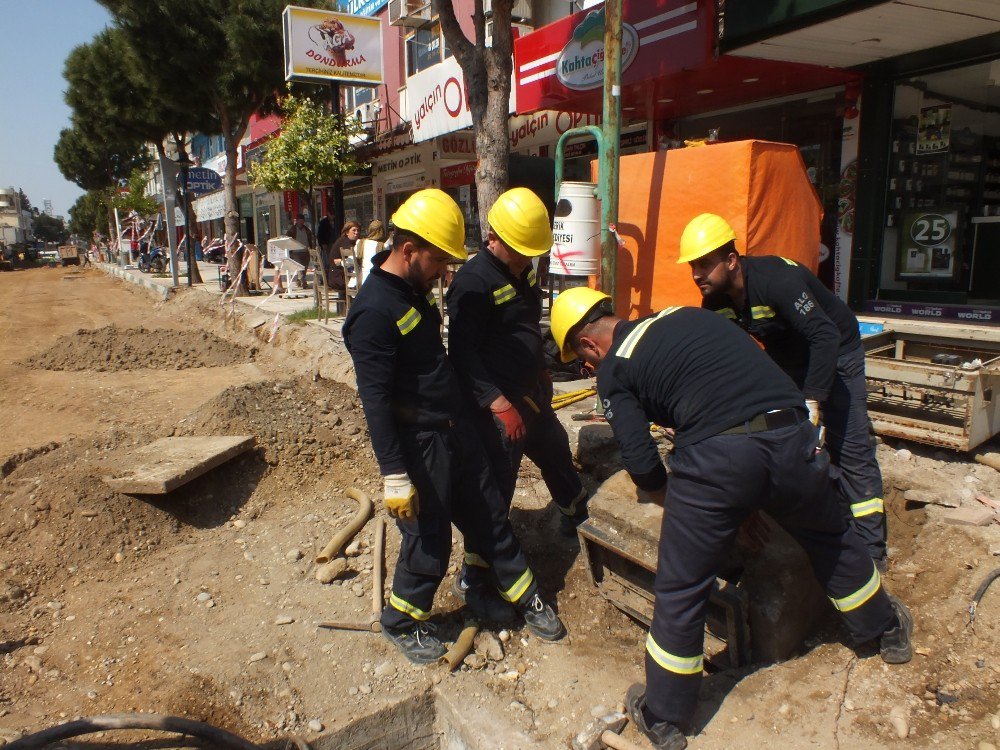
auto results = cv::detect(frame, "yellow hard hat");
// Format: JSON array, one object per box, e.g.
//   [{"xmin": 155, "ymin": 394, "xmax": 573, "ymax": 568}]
[
  {"xmin": 487, "ymin": 187, "xmax": 553, "ymax": 257},
  {"xmin": 550, "ymin": 287, "xmax": 611, "ymax": 363},
  {"xmin": 391, "ymin": 188, "xmax": 467, "ymax": 260},
  {"xmin": 677, "ymin": 213, "xmax": 737, "ymax": 264}
]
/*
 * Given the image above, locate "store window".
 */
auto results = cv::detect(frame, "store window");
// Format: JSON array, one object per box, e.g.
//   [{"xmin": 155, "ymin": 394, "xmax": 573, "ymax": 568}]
[
  {"xmin": 345, "ymin": 86, "xmax": 374, "ymax": 110},
  {"xmin": 880, "ymin": 60, "xmax": 1000, "ymax": 302},
  {"xmin": 406, "ymin": 24, "xmax": 443, "ymax": 77}
]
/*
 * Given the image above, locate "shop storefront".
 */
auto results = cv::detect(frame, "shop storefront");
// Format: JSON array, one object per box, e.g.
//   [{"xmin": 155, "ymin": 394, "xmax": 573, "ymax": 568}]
[{"xmin": 253, "ymin": 191, "xmax": 286, "ymax": 247}]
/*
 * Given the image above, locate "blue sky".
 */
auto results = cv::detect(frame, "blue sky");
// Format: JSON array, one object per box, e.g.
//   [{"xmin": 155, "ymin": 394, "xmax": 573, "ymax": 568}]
[{"xmin": 0, "ymin": 1, "xmax": 112, "ymax": 218}]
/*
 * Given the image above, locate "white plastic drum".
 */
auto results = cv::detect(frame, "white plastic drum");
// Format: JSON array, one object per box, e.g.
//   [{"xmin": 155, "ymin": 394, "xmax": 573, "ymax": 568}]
[{"xmin": 550, "ymin": 181, "xmax": 600, "ymax": 276}]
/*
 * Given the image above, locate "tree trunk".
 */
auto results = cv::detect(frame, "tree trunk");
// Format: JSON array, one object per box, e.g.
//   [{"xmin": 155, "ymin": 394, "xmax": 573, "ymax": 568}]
[
  {"xmin": 222, "ymin": 110, "xmax": 249, "ymax": 296},
  {"xmin": 156, "ymin": 140, "xmax": 181, "ymax": 286},
  {"xmin": 439, "ymin": 0, "xmax": 514, "ymax": 244}
]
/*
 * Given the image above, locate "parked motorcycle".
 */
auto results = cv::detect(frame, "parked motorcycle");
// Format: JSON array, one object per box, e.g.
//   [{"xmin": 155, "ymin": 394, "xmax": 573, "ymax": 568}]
[{"xmin": 138, "ymin": 245, "xmax": 167, "ymax": 274}]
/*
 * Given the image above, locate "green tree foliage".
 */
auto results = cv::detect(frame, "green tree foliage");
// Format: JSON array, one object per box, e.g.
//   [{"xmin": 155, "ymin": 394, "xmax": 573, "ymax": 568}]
[
  {"xmin": 113, "ymin": 168, "xmax": 160, "ymax": 217},
  {"xmin": 249, "ymin": 94, "xmax": 366, "ymax": 216},
  {"xmin": 54, "ymin": 125, "xmax": 147, "ymax": 193},
  {"xmin": 69, "ymin": 191, "xmax": 109, "ymax": 239},
  {"xmin": 32, "ymin": 214, "xmax": 69, "ymax": 244}
]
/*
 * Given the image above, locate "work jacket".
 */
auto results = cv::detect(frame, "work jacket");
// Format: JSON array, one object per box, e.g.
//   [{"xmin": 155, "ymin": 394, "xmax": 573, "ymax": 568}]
[
  {"xmin": 702, "ymin": 255, "xmax": 861, "ymax": 402},
  {"xmin": 446, "ymin": 250, "xmax": 545, "ymax": 408},
  {"xmin": 597, "ymin": 306, "xmax": 803, "ymax": 490},
  {"xmin": 343, "ymin": 251, "xmax": 460, "ymax": 475}
]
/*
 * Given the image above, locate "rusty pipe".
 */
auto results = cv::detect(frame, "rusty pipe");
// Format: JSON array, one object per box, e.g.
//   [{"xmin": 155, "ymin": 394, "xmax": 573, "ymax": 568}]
[
  {"xmin": 440, "ymin": 620, "xmax": 479, "ymax": 672},
  {"xmin": 316, "ymin": 488, "xmax": 373, "ymax": 564}
]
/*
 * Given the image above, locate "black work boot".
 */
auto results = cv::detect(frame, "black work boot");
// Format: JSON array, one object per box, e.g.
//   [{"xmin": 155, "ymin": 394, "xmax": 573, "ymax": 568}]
[
  {"xmin": 879, "ymin": 595, "xmax": 913, "ymax": 664},
  {"xmin": 625, "ymin": 683, "xmax": 688, "ymax": 750},
  {"xmin": 519, "ymin": 593, "xmax": 566, "ymax": 641},
  {"xmin": 557, "ymin": 490, "xmax": 589, "ymax": 537},
  {"xmin": 381, "ymin": 621, "xmax": 447, "ymax": 665},
  {"xmin": 452, "ymin": 571, "xmax": 516, "ymax": 624}
]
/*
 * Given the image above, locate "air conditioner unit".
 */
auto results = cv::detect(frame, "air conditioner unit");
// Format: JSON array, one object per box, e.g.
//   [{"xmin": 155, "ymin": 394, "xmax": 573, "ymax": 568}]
[
  {"xmin": 484, "ymin": 0, "xmax": 533, "ymax": 24},
  {"xmin": 486, "ymin": 20, "xmax": 534, "ymax": 45},
  {"xmin": 353, "ymin": 101, "xmax": 378, "ymax": 126},
  {"xmin": 389, "ymin": 0, "xmax": 435, "ymax": 27}
]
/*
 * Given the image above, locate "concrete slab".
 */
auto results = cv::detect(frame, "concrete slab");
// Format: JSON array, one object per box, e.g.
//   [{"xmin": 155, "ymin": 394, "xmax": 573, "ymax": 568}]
[{"xmin": 103, "ymin": 435, "xmax": 255, "ymax": 494}]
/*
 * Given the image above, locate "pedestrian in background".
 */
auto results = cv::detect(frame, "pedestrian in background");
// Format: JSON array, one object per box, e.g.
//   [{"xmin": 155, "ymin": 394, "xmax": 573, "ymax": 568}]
[
  {"xmin": 328, "ymin": 220, "xmax": 360, "ymax": 294},
  {"xmin": 285, "ymin": 214, "xmax": 315, "ymax": 289}
]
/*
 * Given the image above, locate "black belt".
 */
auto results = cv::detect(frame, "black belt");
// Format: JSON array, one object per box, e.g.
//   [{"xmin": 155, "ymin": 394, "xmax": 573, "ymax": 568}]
[{"xmin": 718, "ymin": 408, "xmax": 803, "ymax": 436}]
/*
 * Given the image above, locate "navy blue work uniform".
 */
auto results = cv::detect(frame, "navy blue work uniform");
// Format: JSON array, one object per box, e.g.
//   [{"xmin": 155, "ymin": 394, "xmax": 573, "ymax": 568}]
[
  {"xmin": 598, "ymin": 306, "xmax": 894, "ymax": 729},
  {"xmin": 703, "ymin": 255, "xmax": 886, "ymax": 563},
  {"xmin": 447, "ymin": 251, "xmax": 585, "ymax": 523},
  {"xmin": 342, "ymin": 252, "xmax": 539, "ymax": 631}
]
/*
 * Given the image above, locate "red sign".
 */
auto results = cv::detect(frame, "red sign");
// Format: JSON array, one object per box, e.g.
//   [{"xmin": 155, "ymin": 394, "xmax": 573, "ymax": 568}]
[
  {"xmin": 283, "ymin": 190, "xmax": 299, "ymax": 217},
  {"xmin": 440, "ymin": 161, "xmax": 477, "ymax": 188},
  {"xmin": 514, "ymin": 1, "xmax": 711, "ymax": 114}
]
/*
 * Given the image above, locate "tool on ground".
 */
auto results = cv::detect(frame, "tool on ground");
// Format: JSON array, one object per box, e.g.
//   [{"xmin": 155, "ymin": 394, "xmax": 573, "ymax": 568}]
[
  {"xmin": 4, "ymin": 713, "xmax": 262, "ymax": 750},
  {"xmin": 572, "ymin": 413, "xmax": 607, "ymax": 422},
  {"xmin": 316, "ymin": 488, "xmax": 373, "ymax": 564},
  {"xmin": 372, "ymin": 516, "xmax": 385, "ymax": 619},
  {"xmin": 318, "ymin": 619, "xmax": 382, "ymax": 633},
  {"xmin": 439, "ymin": 620, "xmax": 479, "ymax": 672},
  {"xmin": 572, "ymin": 712, "xmax": 647, "ymax": 750}
]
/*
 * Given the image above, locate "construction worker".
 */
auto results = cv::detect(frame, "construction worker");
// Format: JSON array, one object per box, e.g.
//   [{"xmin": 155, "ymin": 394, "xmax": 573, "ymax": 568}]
[
  {"xmin": 342, "ymin": 189, "xmax": 565, "ymax": 664},
  {"xmin": 679, "ymin": 213, "xmax": 887, "ymax": 572},
  {"xmin": 550, "ymin": 287, "xmax": 912, "ymax": 750},
  {"xmin": 446, "ymin": 187, "xmax": 587, "ymax": 618}
]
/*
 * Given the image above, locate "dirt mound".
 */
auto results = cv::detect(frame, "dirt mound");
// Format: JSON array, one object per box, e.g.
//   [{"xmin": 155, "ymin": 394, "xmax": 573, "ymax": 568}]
[{"xmin": 23, "ymin": 325, "xmax": 255, "ymax": 372}]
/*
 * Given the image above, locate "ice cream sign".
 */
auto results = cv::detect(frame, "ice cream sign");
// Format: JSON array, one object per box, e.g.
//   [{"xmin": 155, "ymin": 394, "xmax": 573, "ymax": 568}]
[{"xmin": 556, "ymin": 9, "xmax": 639, "ymax": 91}]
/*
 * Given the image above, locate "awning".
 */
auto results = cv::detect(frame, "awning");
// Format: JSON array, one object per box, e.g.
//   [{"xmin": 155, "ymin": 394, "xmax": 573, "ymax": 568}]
[
  {"xmin": 514, "ymin": 0, "xmax": 857, "ymax": 123},
  {"xmin": 724, "ymin": 0, "xmax": 1000, "ymax": 69}
]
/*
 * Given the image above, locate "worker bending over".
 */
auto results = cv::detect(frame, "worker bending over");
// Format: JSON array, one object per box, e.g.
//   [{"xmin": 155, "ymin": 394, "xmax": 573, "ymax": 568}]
[
  {"xmin": 446, "ymin": 188, "xmax": 587, "ymax": 618},
  {"xmin": 681, "ymin": 214, "xmax": 887, "ymax": 572},
  {"xmin": 342, "ymin": 189, "xmax": 565, "ymax": 663},
  {"xmin": 550, "ymin": 287, "xmax": 912, "ymax": 750}
]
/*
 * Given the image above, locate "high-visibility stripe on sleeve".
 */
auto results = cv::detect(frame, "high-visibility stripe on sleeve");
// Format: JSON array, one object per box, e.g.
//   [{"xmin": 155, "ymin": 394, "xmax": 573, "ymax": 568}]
[
  {"xmin": 851, "ymin": 497, "xmax": 884, "ymax": 518},
  {"xmin": 499, "ymin": 568, "xmax": 534, "ymax": 603},
  {"xmin": 615, "ymin": 307, "xmax": 680, "ymax": 359},
  {"xmin": 829, "ymin": 566, "xmax": 881, "ymax": 613},
  {"xmin": 779, "ymin": 256, "xmax": 798, "ymax": 266},
  {"xmin": 527, "ymin": 268, "xmax": 537, "ymax": 286},
  {"xmin": 425, "ymin": 291, "xmax": 437, "ymax": 307},
  {"xmin": 493, "ymin": 284, "xmax": 517, "ymax": 305},
  {"xmin": 396, "ymin": 307, "xmax": 421, "ymax": 335},
  {"xmin": 389, "ymin": 592, "xmax": 430, "ymax": 621},
  {"xmin": 751, "ymin": 305, "xmax": 776, "ymax": 320},
  {"xmin": 645, "ymin": 634, "xmax": 703, "ymax": 675},
  {"xmin": 464, "ymin": 552, "xmax": 490, "ymax": 568},
  {"xmin": 715, "ymin": 307, "xmax": 737, "ymax": 320}
]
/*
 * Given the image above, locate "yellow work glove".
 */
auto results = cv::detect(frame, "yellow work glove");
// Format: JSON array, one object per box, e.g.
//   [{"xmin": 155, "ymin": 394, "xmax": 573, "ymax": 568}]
[
  {"xmin": 805, "ymin": 399, "xmax": 821, "ymax": 427},
  {"xmin": 383, "ymin": 473, "xmax": 419, "ymax": 520}
]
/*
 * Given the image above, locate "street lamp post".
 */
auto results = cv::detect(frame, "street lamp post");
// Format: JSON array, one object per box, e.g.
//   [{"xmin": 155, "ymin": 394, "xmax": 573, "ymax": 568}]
[{"xmin": 177, "ymin": 153, "xmax": 193, "ymax": 287}]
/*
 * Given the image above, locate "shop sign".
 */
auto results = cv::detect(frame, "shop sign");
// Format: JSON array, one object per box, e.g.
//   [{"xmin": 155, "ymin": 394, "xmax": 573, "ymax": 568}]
[
  {"xmin": 385, "ymin": 173, "xmax": 430, "ymax": 194},
  {"xmin": 255, "ymin": 192, "xmax": 279, "ymax": 209},
  {"xmin": 555, "ymin": 10, "xmax": 640, "ymax": 90},
  {"xmin": 441, "ymin": 161, "xmax": 477, "ymax": 188},
  {"xmin": 283, "ymin": 190, "xmax": 300, "ymax": 217},
  {"xmin": 283, "ymin": 5, "xmax": 383, "ymax": 85},
  {"xmin": 375, "ymin": 150, "xmax": 424, "ymax": 175},
  {"xmin": 898, "ymin": 210, "xmax": 958, "ymax": 279},
  {"xmin": 239, "ymin": 195, "xmax": 254, "ymax": 217},
  {"xmin": 438, "ymin": 133, "xmax": 476, "ymax": 159},
  {"xmin": 409, "ymin": 55, "xmax": 515, "ymax": 143},
  {"xmin": 193, "ymin": 191, "xmax": 226, "ymax": 222},
  {"xmin": 336, "ymin": 0, "xmax": 386, "ymax": 16},
  {"xmin": 186, "ymin": 168, "xmax": 223, "ymax": 196},
  {"xmin": 515, "ymin": 1, "xmax": 708, "ymax": 114},
  {"xmin": 865, "ymin": 300, "xmax": 999, "ymax": 323}
]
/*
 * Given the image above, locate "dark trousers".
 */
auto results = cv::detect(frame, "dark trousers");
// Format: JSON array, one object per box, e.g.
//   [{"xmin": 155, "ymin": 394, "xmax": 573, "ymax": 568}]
[
  {"xmin": 381, "ymin": 417, "xmax": 537, "ymax": 631},
  {"xmin": 824, "ymin": 345, "xmax": 887, "ymax": 561},
  {"xmin": 645, "ymin": 419, "xmax": 894, "ymax": 728},
  {"xmin": 470, "ymin": 392, "xmax": 584, "ymax": 515}
]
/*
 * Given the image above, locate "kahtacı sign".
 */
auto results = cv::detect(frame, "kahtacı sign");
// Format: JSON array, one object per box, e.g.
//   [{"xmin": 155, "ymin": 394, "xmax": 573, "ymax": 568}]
[
  {"xmin": 283, "ymin": 5, "xmax": 383, "ymax": 85},
  {"xmin": 556, "ymin": 9, "xmax": 640, "ymax": 90}
]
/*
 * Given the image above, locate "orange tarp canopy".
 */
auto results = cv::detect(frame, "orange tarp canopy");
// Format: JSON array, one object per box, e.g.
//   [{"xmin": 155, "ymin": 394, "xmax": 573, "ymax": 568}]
[{"xmin": 602, "ymin": 139, "xmax": 822, "ymax": 319}]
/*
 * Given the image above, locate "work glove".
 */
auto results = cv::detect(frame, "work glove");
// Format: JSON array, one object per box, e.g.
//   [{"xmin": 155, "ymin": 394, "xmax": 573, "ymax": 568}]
[
  {"xmin": 491, "ymin": 399, "xmax": 526, "ymax": 443},
  {"xmin": 805, "ymin": 399, "xmax": 821, "ymax": 427},
  {"xmin": 383, "ymin": 473, "xmax": 419, "ymax": 520}
]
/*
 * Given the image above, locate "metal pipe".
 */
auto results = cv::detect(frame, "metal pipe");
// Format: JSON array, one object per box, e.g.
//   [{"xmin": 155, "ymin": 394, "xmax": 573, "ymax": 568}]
[
  {"xmin": 602, "ymin": 0, "xmax": 623, "ymax": 306},
  {"xmin": 315, "ymin": 488, "xmax": 373, "ymax": 564},
  {"xmin": 440, "ymin": 620, "xmax": 479, "ymax": 671}
]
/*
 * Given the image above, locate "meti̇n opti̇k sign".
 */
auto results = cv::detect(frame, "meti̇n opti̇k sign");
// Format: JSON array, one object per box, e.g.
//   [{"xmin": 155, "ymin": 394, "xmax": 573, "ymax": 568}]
[{"xmin": 283, "ymin": 5, "xmax": 383, "ymax": 85}]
